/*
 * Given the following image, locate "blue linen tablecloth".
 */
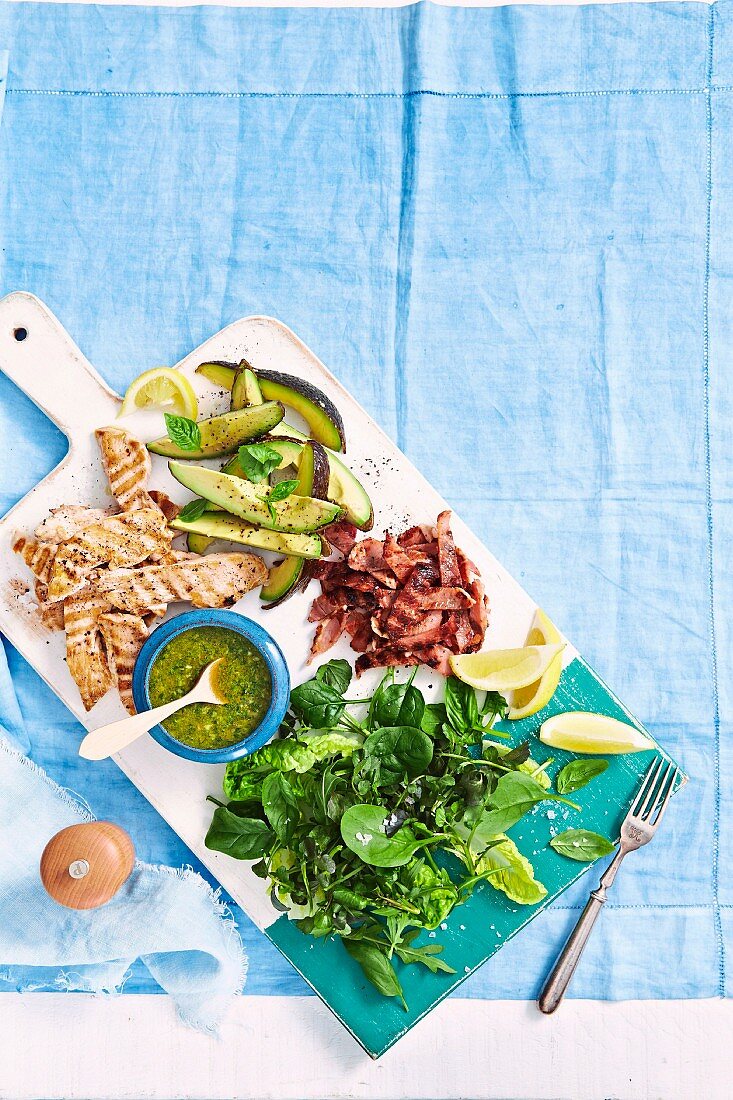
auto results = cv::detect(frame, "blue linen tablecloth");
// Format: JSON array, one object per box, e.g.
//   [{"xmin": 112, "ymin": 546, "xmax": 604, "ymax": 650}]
[{"xmin": 0, "ymin": 0, "xmax": 729, "ymax": 1000}]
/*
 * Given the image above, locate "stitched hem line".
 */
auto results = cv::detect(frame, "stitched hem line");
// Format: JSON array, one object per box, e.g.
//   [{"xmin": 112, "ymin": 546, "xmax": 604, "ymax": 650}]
[
  {"xmin": 5, "ymin": 85, "xmax": 733, "ymax": 101},
  {"xmin": 703, "ymin": 6, "xmax": 726, "ymax": 999}
]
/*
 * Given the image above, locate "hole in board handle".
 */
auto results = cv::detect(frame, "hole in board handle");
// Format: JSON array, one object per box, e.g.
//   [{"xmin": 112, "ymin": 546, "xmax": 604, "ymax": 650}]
[{"xmin": 13, "ymin": 327, "xmax": 28, "ymax": 342}]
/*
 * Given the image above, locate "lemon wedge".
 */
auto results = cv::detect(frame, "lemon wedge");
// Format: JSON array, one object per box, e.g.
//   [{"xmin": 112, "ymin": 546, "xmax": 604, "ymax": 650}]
[
  {"xmin": 539, "ymin": 711, "xmax": 654, "ymax": 755},
  {"xmin": 508, "ymin": 608, "xmax": 564, "ymax": 720},
  {"xmin": 449, "ymin": 643, "xmax": 565, "ymax": 693},
  {"xmin": 120, "ymin": 367, "xmax": 198, "ymax": 419}
]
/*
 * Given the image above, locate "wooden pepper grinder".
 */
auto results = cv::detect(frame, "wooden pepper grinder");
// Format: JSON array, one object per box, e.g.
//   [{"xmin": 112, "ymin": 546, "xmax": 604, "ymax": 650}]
[{"xmin": 40, "ymin": 822, "xmax": 135, "ymax": 910}]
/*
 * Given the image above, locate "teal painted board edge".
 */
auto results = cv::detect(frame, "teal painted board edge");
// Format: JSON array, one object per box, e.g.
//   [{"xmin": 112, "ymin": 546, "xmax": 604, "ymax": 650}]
[{"xmin": 267, "ymin": 656, "xmax": 684, "ymax": 1058}]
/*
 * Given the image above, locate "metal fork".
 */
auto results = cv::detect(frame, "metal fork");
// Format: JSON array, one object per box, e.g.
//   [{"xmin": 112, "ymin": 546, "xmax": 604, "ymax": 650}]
[{"xmin": 538, "ymin": 756, "xmax": 681, "ymax": 1014}]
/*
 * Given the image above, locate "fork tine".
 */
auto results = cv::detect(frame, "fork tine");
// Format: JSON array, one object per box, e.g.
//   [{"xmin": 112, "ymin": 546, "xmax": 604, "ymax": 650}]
[
  {"xmin": 645, "ymin": 761, "xmax": 673, "ymax": 821},
  {"xmin": 649, "ymin": 765, "xmax": 679, "ymax": 826},
  {"xmin": 632, "ymin": 756, "xmax": 665, "ymax": 818}
]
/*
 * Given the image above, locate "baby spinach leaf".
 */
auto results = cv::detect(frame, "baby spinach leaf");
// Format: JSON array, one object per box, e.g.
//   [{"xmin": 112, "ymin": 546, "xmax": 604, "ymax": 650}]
[
  {"xmin": 550, "ymin": 829, "xmax": 615, "ymax": 862},
  {"xmin": 474, "ymin": 835, "xmax": 547, "ymax": 904},
  {"xmin": 177, "ymin": 497, "xmax": 208, "ymax": 523},
  {"xmin": 500, "ymin": 741, "xmax": 531, "ymax": 766},
  {"xmin": 555, "ymin": 758, "xmax": 609, "ymax": 794},
  {"xmin": 444, "ymin": 676, "xmax": 479, "ymax": 736},
  {"xmin": 362, "ymin": 725, "xmax": 433, "ymax": 784},
  {"xmin": 342, "ymin": 938, "xmax": 407, "ymax": 1009},
  {"xmin": 476, "ymin": 771, "xmax": 557, "ymax": 835},
  {"xmin": 341, "ymin": 804, "xmax": 426, "ymax": 867},
  {"xmin": 373, "ymin": 680, "xmax": 425, "ymax": 730},
  {"xmin": 262, "ymin": 772, "xmax": 297, "ymax": 841},
  {"xmin": 421, "ymin": 702, "xmax": 446, "ymax": 737},
  {"xmin": 315, "ymin": 658, "xmax": 353, "ymax": 695},
  {"xmin": 237, "ymin": 442, "xmax": 283, "ymax": 483},
  {"xmin": 164, "ymin": 413, "xmax": 201, "ymax": 452},
  {"xmin": 204, "ymin": 807, "xmax": 274, "ymax": 860},
  {"xmin": 290, "ymin": 679, "xmax": 345, "ymax": 728}
]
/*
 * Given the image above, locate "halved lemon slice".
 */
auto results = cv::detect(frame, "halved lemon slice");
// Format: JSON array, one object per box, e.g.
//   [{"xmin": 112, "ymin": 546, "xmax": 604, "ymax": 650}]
[
  {"xmin": 120, "ymin": 367, "xmax": 198, "ymax": 419},
  {"xmin": 508, "ymin": 608, "xmax": 564, "ymax": 720},
  {"xmin": 540, "ymin": 711, "xmax": 654, "ymax": 755},
  {"xmin": 449, "ymin": 643, "xmax": 565, "ymax": 693}
]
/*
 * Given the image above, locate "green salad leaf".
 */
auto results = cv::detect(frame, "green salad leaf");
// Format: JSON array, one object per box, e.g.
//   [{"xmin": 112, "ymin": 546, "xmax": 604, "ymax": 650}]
[
  {"xmin": 205, "ymin": 807, "xmax": 274, "ymax": 860},
  {"xmin": 555, "ymin": 758, "xmax": 609, "ymax": 794},
  {"xmin": 315, "ymin": 658, "xmax": 353, "ymax": 694},
  {"xmin": 475, "ymin": 835, "xmax": 548, "ymax": 905},
  {"xmin": 550, "ymin": 829, "xmax": 615, "ymax": 862},
  {"xmin": 341, "ymin": 805, "xmax": 427, "ymax": 867},
  {"xmin": 177, "ymin": 497, "xmax": 208, "ymax": 523}
]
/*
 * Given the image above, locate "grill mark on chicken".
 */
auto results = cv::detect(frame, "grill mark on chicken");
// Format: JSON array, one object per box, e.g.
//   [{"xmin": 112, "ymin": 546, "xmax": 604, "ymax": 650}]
[
  {"xmin": 98, "ymin": 613, "xmax": 149, "ymax": 714},
  {"xmin": 64, "ymin": 590, "xmax": 114, "ymax": 710},
  {"xmin": 47, "ymin": 508, "xmax": 173, "ymax": 602},
  {"xmin": 35, "ymin": 505, "xmax": 117, "ymax": 544},
  {"xmin": 95, "ymin": 426, "xmax": 161, "ymax": 512},
  {"xmin": 12, "ymin": 536, "xmax": 56, "ymax": 584},
  {"xmin": 90, "ymin": 553, "xmax": 268, "ymax": 613}
]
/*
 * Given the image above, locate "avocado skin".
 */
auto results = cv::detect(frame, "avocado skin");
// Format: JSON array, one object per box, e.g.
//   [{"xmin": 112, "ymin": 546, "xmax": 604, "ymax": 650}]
[{"xmin": 256, "ymin": 370, "xmax": 346, "ymax": 453}]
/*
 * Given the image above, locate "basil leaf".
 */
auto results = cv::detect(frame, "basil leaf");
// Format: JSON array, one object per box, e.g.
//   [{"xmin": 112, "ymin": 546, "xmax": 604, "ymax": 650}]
[
  {"xmin": 342, "ymin": 938, "xmax": 407, "ymax": 1008},
  {"xmin": 341, "ymin": 804, "xmax": 426, "ymax": 867},
  {"xmin": 237, "ymin": 442, "xmax": 283, "ymax": 484},
  {"xmin": 290, "ymin": 679, "xmax": 345, "ymax": 728},
  {"xmin": 268, "ymin": 478, "xmax": 299, "ymax": 503},
  {"xmin": 164, "ymin": 413, "xmax": 201, "ymax": 452},
  {"xmin": 177, "ymin": 497, "xmax": 208, "ymax": 523},
  {"xmin": 261, "ymin": 772, "xmax": 297, "ymax": 841},
  {"xmin": 204, "ymin": 807, "xmax": 274, "ymax": 860},
  {"xmin": 373, "ymin": 682, "xmax": 425, "ymax": 730},
  {"xmin": 315, "ymin": 658, "xmax": 352, "ymax": 695},
  {"xmin": 362, "ymin": 725, "xmax": 433, "ymax": 784},
  {"xmin": 550, "ymin": 829, "xmax": 615, "ymax": 862},
  {"xmin": 555, "ymin": 758, "xmax": 609, "ymax": 795},
  {"xmin": 444, "ymin": 676, "xmax": 479, "ymax": 735},
  {"xmin": 499, "ymin": 741, "xmax": 531, "ymax": 767},
  {"xmin": 474, "ymin": 835, "xmax": 547, "ymax": 904}
]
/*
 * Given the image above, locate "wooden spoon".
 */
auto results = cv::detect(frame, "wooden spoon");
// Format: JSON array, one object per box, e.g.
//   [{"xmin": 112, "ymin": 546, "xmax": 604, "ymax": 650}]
[{"xmin": 78, "ymin": 658, "xmax": 226, "ymax": 761}]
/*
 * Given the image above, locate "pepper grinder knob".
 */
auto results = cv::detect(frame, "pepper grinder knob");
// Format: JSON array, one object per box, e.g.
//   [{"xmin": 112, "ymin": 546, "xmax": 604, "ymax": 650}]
[{"xmin": 40, "ymin": 822, "xmax": 135, "ymax": 909}]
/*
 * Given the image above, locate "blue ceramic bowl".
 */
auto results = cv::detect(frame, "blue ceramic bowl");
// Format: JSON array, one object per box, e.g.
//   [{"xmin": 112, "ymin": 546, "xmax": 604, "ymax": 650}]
[{"xmin": 132, "ymin": 609, "xmax": 290, "ymax": 764}]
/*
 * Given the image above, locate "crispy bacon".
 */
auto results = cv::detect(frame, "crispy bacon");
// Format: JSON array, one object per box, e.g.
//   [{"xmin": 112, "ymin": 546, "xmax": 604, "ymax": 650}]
[
  {"xmin": 324, "ymin": 521, "xmax": 357, "ymax": 556},
  {"xmin": 307, "ymin": 511, "xmax": 489, "ymax": 673}
]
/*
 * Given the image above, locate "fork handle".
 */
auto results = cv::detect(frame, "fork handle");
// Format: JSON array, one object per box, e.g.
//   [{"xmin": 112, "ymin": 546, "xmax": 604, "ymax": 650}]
[{"xmin": 538, "ymin": 889, "xmax": 606, "ymax": 1014}]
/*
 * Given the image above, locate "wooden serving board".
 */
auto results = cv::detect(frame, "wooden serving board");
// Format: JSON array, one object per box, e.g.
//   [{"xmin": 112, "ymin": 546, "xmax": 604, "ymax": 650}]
[{"xmin": 0, "ymin": 291, "xmax": 678, "ymax": 1058}]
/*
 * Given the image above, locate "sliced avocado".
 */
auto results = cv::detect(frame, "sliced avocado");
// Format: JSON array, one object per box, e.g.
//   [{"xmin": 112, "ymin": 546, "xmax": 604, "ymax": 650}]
[
  {"xmin": 148, "ymin": 402, "xmax": 285, "ymax": 459},
  {"xmin": 256, "ymin": 370, "xmax": 346, "ymax": 452},
  {"xmin": 186, "ymin": 531, "xmax": 214, "ymax": 554},
  {"xmin": 260, "ymin": 555, "xmax": 312, "ymax": 606},
  {"xmin": 195, "ymin": 362, "xmax": 237, "ymax": 389},
  {"xmin": 168, "ymin": 461, "xmax": 342, "ymax": 533},
  {"xmin": 260, "ymin": 440, "xmax": 327, "ymax": 606},
  {"xmin": 231, "ymin": 361, "xmax": 264, "ymax": 411},
  {"xmin": 223, "ymin": 437, "xmax": 373, "ymax": 530},
  {"xmin": 171, "ymin": 513, "xmax": 323, "ymax": 559}
]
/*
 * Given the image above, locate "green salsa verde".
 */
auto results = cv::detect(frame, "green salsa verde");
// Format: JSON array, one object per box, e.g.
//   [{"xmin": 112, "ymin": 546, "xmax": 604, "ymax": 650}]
[{"xmin": 148, "ymin": 625, "xmax": 272, "ymax": 751}]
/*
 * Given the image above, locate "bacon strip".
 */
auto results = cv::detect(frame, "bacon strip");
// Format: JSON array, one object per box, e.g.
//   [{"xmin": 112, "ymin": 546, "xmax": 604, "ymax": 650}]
[{"xmin": 307, "ymin": 512, "xmax": 489, "ymax": 670}]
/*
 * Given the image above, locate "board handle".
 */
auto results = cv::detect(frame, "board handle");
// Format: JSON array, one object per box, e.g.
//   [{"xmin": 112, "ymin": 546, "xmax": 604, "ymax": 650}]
[{"xmin": 0, "ymin": 292, "xmax": 120, "ymax": 437}]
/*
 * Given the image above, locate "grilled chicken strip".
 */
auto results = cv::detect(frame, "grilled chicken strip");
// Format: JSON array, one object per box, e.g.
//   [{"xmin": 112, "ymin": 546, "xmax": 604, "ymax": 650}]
[
  {"xmin": 35, "ymin": 505, "xmax": 117, "ymax": 544},
  {"xmin": 98, "ymin": 613, "xmax": 149, "ymax": 714},
  {"xmin": 34, "ymin": 581, "xmax": 65, "ymax": 631},
  {"xmin": 12, "ymin": 536, "xmax": 56, "ymax": 584},
  {"xmin": 96, "ymin": 426, "xmax": 162, "ymax": 512},
  {"xmin": 90, "ymin": 553, "xmax": 268, "ymax": 613},
  {"xmin": 64, "ymin": 590, "xmax": 114, "ymax": 710},
  {"xmin": 47, "ymin": 508, "xmax": 173, "ymax": 603}
]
